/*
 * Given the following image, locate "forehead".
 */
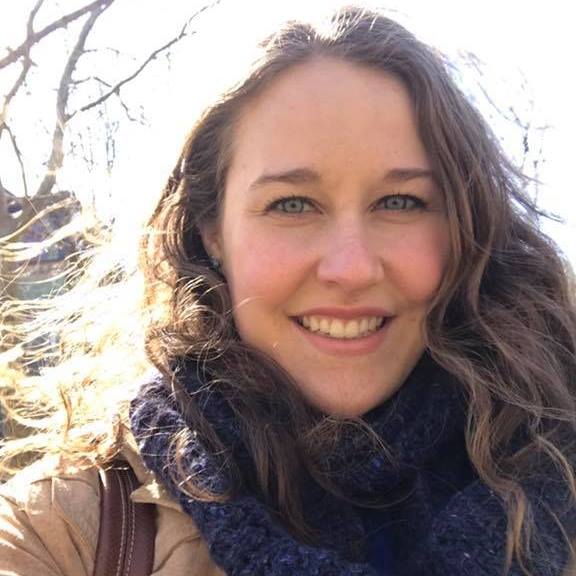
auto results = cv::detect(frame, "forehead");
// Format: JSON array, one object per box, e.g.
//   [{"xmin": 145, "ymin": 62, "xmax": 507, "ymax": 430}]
[{"xmin": 228, "ymin": 56, "xmax": 430, "ymax": 180}]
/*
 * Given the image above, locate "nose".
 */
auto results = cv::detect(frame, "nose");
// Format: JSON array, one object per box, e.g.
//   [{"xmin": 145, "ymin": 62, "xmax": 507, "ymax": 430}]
[{"xmin": 316, "ymin": 220, "xmax": 384, "ymax": 292}]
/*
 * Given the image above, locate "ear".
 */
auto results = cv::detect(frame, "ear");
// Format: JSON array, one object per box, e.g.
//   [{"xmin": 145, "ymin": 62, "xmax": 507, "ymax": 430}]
[{"xmin": 199, "ymin": 220, "xmax": 223, "ymax": 261}]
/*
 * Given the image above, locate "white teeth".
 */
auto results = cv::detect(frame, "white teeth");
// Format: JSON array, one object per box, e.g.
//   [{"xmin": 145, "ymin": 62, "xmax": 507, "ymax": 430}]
[
  {"xmin": 298, "ymin": 315, "xmax": 385, "ymax": 339},
  {"xmin": 329, "ymin": 319, "xmax": 344, "ymax": 338},
  {"xmin": 344, "ymin": 320, "xmax": 358, "ymax": 338}
]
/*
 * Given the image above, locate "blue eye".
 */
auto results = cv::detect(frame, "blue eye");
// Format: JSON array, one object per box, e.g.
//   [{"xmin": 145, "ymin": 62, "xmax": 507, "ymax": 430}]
[
  {"xmin": 378, "ymin": 195, "xmax": 425, "ymax": 211},
  {"xmin": 267, "ymin": 196, "xmax": 313, "ymax": 214}
]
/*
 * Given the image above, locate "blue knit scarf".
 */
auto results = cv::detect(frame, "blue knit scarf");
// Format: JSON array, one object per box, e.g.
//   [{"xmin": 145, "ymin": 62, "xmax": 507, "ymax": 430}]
[{"xmin": 129, "ymin": 356, "xmax": 573, "ymax": 575}]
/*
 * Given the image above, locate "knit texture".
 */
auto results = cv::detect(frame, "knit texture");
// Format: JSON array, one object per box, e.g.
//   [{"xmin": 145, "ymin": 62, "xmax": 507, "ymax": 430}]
[{"xmin": 130, "ymin": 357, "xmax": 574, "ymax": 575}]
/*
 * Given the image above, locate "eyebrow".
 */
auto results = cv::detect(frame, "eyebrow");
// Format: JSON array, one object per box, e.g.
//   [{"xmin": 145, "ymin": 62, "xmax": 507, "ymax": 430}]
[
  {"xmin": 383, "ymin": 168, "xmax": 436, "ymax": 183},
  {"xmin": 248, "ymin": 168, "xmax": 321, "ymax": 191},
  {"xmin": 247, "ymin": 166, "xmax": 435, "ymax": 192}
]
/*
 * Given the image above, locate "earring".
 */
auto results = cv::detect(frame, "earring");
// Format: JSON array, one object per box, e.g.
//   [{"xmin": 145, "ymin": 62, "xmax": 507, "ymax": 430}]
[{"xmin": 210, "ymin": 256, "xmax": 222, "ymax": 272}]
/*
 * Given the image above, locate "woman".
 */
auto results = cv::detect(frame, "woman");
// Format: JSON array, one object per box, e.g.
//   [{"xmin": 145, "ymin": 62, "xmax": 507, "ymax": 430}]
[{"xmin": 1, "ymin": 5, "xmax": 575, "ymax": 575}]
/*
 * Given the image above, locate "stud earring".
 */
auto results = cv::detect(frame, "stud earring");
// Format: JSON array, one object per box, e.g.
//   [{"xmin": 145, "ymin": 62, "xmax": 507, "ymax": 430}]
[{"xmin": 210, "ymin": 256, "xmax": 222, "ymax": 272}]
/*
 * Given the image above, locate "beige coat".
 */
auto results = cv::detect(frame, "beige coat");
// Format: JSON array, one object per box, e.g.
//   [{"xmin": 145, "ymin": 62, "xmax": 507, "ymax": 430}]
[{"xmin": 0, "ymin": 435, "xmax": 225, "ymax": 576}]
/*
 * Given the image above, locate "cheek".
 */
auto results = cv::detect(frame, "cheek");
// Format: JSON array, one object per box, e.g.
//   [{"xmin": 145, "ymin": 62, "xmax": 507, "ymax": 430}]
[
  {"xmin": 385, "ymin": 222, "xmax": 450, "ymax": 303},
  {"xmin": 222, "ymin": 226, "xmax": 307, "ymax": 306}
]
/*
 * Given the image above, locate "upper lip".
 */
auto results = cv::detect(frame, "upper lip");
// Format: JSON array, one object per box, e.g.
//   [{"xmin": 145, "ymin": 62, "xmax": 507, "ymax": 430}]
[{"xmin": 292, "ymin": 307, "xmax": 392, "ymax": 319}]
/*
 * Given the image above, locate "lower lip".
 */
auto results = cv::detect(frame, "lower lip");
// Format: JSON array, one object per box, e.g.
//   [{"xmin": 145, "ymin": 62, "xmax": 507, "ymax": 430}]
[{"xmin": 292, "ymin": 318, "xmax": 392, "ymax": 357}]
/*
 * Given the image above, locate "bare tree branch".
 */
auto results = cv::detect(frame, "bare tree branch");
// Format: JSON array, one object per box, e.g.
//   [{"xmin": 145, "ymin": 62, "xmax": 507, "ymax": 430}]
[
  {"xmin": 117, "ymin": 98, "xmax": 138, "ymax": 122},
  {"xmin": 0, "ymin": 55, "xmax": 33, "ymax": 129},
  {"xmin": 71, "ymin": 75, "xmax": 111, "ymax": 87},
  {"xmin": 0, "ymin": 5, "xmax": 36, "ymax": 199},
  {"xmin": 36, "ymin": 1, "xmax": 113, "ymax": 196},
  {"xmin": 75, "ymin": 32, "xmax": 185, "ymax": 115},
  {"xmin": 0, "ymin": 0, "xmax": 113, "ymax": 70},
  {"xmin": 465, "ymin": 53, "xmax": 528, "ymax": 130},
  {"xmin": 3, "ymin": 124, "xmax": 29, "ymax": 197},
  {"xmin": 3, "ymin": 0, "xmax": 218, "ymax": 204},
  {"xmin": 0, "ymin": 0, "xmax": 42, "ymax": 129},
  {"xmin": 27, "ymin": 0, "xmax": 45, "ymax": 37},
  {"xmin": 75, "ymin": 0, "xmax": 219, "ymax": 115}
]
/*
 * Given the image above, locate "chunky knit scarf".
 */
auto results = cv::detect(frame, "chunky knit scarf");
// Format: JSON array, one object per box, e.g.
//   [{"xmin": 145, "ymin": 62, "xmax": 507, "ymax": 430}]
[{"xmin": 130, "ymin": 356, "xmax": 573, "ymax": 576}]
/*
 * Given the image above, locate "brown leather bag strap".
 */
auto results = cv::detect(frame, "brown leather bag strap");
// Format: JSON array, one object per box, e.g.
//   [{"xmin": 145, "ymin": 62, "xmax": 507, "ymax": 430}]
[{"xmin": 93, "ymin": 461, "xmax": 156, "ymax": 576}]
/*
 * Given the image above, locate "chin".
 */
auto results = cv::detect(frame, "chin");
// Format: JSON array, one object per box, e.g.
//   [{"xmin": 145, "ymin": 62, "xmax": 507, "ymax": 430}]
[{"xmin": 303, "ymin": 386, "xmax": 399, "ymax": 417}]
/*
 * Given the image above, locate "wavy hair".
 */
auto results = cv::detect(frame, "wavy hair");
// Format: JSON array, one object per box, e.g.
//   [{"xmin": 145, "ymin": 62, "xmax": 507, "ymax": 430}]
[{"xmin": 2, "ymin": 6, "xmax": 575, "ymax": 574}]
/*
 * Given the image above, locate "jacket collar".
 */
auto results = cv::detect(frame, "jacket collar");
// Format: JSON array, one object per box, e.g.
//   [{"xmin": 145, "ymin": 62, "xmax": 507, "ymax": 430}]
[{"xmin": 120, "ymin": 425, "xmax": 184, "ymax": 513}]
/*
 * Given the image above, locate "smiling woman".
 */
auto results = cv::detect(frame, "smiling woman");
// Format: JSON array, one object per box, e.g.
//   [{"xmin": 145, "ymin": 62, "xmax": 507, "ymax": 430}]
[{"xmin": 1, "ymin": 5, "xmax": 576, "ymax": 576}]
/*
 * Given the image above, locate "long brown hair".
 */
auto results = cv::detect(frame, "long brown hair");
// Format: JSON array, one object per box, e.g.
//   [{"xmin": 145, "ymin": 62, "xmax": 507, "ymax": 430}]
[{"xmin": 2, "ymin": 6, "xmax": 575, "ymax": 574}]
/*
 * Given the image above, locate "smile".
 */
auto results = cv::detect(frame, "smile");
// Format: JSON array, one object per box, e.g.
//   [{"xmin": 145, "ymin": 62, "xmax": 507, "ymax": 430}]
[{"xmin": 296, "ymin": 315, "xmax": 385, "ymax": 339}]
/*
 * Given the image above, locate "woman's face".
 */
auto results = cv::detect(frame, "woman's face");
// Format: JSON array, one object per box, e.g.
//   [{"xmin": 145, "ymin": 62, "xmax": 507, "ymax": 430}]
[{"xmin": 203, "ymin": 56, "xmax": 450, "ymax": 416}]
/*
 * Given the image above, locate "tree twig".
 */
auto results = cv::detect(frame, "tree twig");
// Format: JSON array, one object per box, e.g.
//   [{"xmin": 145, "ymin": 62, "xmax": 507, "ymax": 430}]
[
  {"xmin": 118, "ymin": 98, "xmax": 139, "ymax": 122},
  {"xmin": 75, "ymin": 33, "xmax": 184, "ymax": 115},
  {"xmin": 75, "ymin": 0, "xmax": 219, "ymax": 115},
  {"xmin": 35, "ymin": 1, "xmax": 113, "ymax": 196},
  {"xmin": 3, "ymin": 124, "xmax": 29, "ymax": 197},
  {"xmin": 0, "ymin": 55, "xmax": 33, "ymax": 128},
  {"xmin": 27, "ymin": 0, "xmax": 45, "ymax": 37},
  {"xmin": 71, "ymin": 75, "xmax": 111, "ymax": 87},
  {"xmin": 0, "ymin": 0, "xmax": 42, "ymax": 128},
  {"xmin": 0, "ymin": 0, "xmax": 114, "ymax": 70}
]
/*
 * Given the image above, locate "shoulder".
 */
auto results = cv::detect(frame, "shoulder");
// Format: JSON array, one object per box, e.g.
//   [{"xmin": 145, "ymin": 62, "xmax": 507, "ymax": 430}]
[
  {"xmin": 0, "ymin": 456, "xmax": 100, "ymax": 576},
  {"xmin": 0, "ymin": 440, "xmax": 226, "ymax": 576}
]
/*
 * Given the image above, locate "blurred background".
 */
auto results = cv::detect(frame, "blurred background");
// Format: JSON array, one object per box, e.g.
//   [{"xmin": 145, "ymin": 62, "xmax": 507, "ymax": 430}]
[{"xmin": 1, "ymin": 0, "xmax": 574, "ymax": 301}]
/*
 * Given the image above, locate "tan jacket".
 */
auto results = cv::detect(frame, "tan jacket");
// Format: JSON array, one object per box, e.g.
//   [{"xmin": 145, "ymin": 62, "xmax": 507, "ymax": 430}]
[{"xmin": 0, "ymin": 436, "xmax": 225, "ymax": 576}]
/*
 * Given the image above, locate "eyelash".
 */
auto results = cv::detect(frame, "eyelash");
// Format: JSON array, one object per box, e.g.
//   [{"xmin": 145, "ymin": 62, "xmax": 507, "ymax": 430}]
[
  {"xmin": 265, "ymin": 195, "xmax": 315, "ymax": 214},
  {"xmin": 264, "ymin": 194, "xmax": 428, "ymax": 214},
  {"xmin": 375, "ymin": 194, "xmax": 427, "ymax": 211}
]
